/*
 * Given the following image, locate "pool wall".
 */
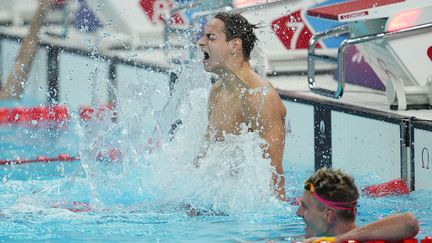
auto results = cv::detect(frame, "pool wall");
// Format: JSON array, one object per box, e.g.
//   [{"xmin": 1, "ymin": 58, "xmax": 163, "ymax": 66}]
[
  {"xmin": 1, "ymin": 32, "xmax": 432, "ymax": 191},
  {"xmin": 281, "ymin": 90, "xmax": 432, "ymax": 191}
]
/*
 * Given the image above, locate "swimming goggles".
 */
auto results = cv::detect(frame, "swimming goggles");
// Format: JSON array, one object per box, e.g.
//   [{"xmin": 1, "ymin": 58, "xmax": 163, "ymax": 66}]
[{"xmin": 304, "ymin": 180, "xmax": 357, "ymax": 212}]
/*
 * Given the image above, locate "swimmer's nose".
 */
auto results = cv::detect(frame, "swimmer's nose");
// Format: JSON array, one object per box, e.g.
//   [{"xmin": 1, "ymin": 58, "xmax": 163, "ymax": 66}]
[{"xmin": 197, "ymin": 35, "xmax": 205, "ymax": 47}]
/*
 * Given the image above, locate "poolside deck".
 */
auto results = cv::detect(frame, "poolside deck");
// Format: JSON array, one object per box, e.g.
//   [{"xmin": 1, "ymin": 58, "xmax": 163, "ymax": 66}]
[
  {"xmin": 269, "ymin": 74, "xmax": 432, "ymax": 121},
  {"xmin": 2, "ymin": 24, "xmax": 431, "ymax": 122}
]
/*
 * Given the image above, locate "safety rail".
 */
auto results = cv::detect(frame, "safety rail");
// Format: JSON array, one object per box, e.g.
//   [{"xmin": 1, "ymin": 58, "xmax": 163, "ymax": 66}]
[
  {"xmin": 307, "ymin": 22, "xmax": 432, "ymax": 99},
  {"xmin": 307, "ymin": 25, "xmax": 349, "ymax": 98}
]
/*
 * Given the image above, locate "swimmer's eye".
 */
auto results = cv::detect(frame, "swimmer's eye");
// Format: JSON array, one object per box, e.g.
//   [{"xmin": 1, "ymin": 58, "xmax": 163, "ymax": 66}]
[{"xmin": 207, "ymin": 34, "xmax": 216, "ymax": 41}]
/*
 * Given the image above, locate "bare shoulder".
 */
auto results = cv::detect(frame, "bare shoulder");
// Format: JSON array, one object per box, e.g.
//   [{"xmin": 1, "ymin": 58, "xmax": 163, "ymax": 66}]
[
  {"xmin": 243, "ymin": 80, "xmax": 286, "ymax": 117},
  {"xmin": 265, "ymin": 82, "xmax": 284, "ymax": 103},
  {"xmin": 263, "ymin": 82, "xmax": 287, "ymax": 117}
]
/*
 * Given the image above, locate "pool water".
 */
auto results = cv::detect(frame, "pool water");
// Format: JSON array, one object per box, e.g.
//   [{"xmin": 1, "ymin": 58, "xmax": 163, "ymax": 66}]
[
  {"xmin": 1, "ymin": 119, "xmax": 431, "ymax": 243},
  {"xmin": 1, "ymin": 161, "xmax": 432, "ymax": 242},
  {"xmin": 0, "ymin": 69, "xmax": 431, "ymax": 242}
]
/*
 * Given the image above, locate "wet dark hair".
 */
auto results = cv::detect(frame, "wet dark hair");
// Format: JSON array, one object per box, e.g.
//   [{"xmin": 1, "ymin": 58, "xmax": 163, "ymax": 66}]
[
  {"xmin": 214, "ymin": 12, "xmax": 258, "ymax": 61},
  {"xmin": 306, "ymin": 167, "xmax": 359, "ymax": 221}
]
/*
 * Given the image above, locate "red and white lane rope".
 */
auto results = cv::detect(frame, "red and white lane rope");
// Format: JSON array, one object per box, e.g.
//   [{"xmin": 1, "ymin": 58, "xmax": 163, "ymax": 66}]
[
  {"xmin": 0, "ymin": 105, "xmax": 69, "ymax": 125},
  {"xmin": 0, "ymin": 148, "xmax": 122, "ymax": 165},
  {"xmin": 0, "ymin": 154, "xmax": 79, "ymax": 165}
]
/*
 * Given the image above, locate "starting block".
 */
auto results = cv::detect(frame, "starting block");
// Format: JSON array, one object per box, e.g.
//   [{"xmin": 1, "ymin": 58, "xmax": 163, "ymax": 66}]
[{"xmin": 307, "ymin": 0, "xmax": 432, "ymax": 110}]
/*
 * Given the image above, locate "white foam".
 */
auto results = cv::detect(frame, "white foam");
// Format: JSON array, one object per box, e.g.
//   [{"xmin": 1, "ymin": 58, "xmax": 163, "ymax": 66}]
[{"xmin": 62, "ymin": 62, "xmax": 288, "ymax": 215}]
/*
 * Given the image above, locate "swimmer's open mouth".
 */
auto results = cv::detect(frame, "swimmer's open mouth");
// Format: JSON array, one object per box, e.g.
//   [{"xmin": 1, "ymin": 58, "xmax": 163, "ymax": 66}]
[{"xmin": 203, "ymin": 51, "xmax": 210, "ymax": 61}]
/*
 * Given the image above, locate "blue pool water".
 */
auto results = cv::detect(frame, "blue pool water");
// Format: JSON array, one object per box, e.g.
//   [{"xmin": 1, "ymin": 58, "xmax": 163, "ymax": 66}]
[
  {"xmin": 1, "ymin": 161, "xmax": 432, "ymax": 242},
  {"xmin": 1, "ymin": 111, "xmax": 432, "ymax": 242},
  {"xmin": 1, "ymin": 66, "xmax": 431, "ymax": 242}
]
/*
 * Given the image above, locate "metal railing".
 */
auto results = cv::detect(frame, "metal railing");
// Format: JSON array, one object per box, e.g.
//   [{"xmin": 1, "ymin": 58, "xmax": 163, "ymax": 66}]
[
  {"xmin": 307, "ymin": 25, "xmax": 349, "ymax": 98},
  {"xmin": 307, "ymin": 21, "xmax": 432, "ymax": 99}
]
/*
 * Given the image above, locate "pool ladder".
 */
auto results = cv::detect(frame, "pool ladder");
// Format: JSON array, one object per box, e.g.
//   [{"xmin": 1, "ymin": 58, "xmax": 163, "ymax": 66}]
[{"xmin": 307, "ymin": 22, "xmax": 432, "ymax": 99}]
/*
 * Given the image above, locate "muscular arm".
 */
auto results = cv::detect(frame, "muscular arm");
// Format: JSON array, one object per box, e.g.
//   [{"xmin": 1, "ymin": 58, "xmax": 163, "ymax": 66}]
[
  {"xmin": 246, "ymin": 87, "xmax": 287, "ymax": 200},
  {"xmin": 335, "ymin": 213, "xmax": 419, "ymax": 242},
  {"xmin": 0, "ymin": 0, "xmax": 54, "ymax": 99}
]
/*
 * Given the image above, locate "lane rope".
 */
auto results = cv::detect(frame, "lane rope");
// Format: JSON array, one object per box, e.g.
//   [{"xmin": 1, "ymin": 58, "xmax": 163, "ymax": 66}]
[
  {"xmin": 0, "ymin": 154, "xmax": 79, "ymax": 165},
  {"xmin": 0, "ymin": 105, "xmax": 69, "ymax": 126}
]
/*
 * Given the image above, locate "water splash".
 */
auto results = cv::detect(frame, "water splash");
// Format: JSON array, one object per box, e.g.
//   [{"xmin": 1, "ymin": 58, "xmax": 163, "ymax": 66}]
[{"xmin": 34, "ymin": 59, "xmax": 285, "ymax": 215}]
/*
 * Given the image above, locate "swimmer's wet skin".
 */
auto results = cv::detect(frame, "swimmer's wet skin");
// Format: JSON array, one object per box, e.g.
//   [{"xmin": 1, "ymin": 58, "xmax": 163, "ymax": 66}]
[
  {"xmin": 297, "ymin": 168, "xmax": 420, "ymax": 242},
  {"xmin": 196, "ymin": 12, "xmax": 288, "ymax": 200}
]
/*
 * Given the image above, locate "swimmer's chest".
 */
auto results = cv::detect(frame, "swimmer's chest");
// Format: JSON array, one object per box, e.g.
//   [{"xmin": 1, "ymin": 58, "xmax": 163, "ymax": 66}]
[{"xmin": 209, "ymin": 90, "xmax": 255, "ymax": 133}]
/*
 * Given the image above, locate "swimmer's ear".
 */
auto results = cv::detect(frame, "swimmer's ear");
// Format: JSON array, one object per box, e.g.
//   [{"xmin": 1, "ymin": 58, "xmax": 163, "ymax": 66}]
[
  {"xmin": 229, "ymin": 38, "xmax": 242, "ymax": 56},
  {"xmin": 324, "ymin": 208, "xmax": 337, "ymax": 223}
]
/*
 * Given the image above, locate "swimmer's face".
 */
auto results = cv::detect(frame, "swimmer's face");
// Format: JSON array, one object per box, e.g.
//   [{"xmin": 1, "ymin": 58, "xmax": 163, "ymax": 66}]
[
  {"xmin": 197, "ymin": 18, "xmax": 232, "ymax": 73},
  {"xmin": 296, "ymin": 192, "xmax": 331, "ymax": 238}
]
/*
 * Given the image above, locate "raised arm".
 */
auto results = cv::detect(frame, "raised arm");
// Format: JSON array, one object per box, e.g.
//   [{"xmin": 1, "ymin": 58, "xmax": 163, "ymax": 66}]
[
  {"xmin": 335, "ymin": 213, "xmax": 419, "ymax": 242},
  {"xmin": 0, "ymin": 0, "xmax": 55, "ymax": 99}
]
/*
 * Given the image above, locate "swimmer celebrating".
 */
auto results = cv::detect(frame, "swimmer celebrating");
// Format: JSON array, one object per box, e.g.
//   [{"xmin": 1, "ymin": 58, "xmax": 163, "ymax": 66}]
[
  {"xmin": 297, "ymin": 168, "xmax": 419, "ymax": 242},
  {"xmin": 196, "ymin": 12, "xmax": 287, "ymax": 200},
  {"xmin": 0, "ymin": 0, "xmax": 57, "ymax": 99}
]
